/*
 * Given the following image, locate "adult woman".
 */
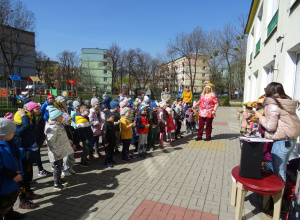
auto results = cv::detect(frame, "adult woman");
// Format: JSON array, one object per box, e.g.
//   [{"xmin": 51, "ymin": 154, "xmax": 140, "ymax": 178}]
[
  {"xmin": 194, "ymin": 81, "xmax": 219, "ymax": 141},
  {"xmin": 255, "ymin": 82, "xmax": 300, "ymax": 182},
  {"xmin": 181, "ymin": 86, "xmax": 193, "ymax": 114},
  {"xmin": 161, "ymin": 88, "xmax": 171, "ymax": 106}
]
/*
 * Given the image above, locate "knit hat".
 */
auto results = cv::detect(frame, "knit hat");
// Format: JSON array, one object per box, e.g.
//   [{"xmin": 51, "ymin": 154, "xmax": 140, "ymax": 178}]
[
  {"xmin": 23, "ymin": 97, "xmax": 31, "ymax": 104},
  {"xmin": 120, "ymin": 98, "xmax": 129, "ymax": 108},
  {"xmin": 47, "ymin": 94, "xmax": 55, "ymax": 100},
  {"xmin": 150, "ymin": 102, "xmax": 157, "ymax": 109},
  {"xmin": 55, "ymin": 96, "xmax": 65, "ymax": 103},
  {"xmin": 73, "ymin": 101, "xmax": 81, "ymax": 108},
  {"xmin": 110, "ymin": 101, "xmax": 119, "ymax": 109},
  {"xmin": 139, "ymin": 104, "xmax": 147, "ymax": 112},
  {"xmin": 84, "ymin": 100, "xmax": 90, "ymax": 106},
  {"xmin": 121, "ymin": 107, "xmax": 131, "ymax": 115},
  {"xmin": 105, "ymin": 111, "xmax": 114, "ymax": 120},
  {"xmin": 48, "ymin": 106, "xmax": 63, "ymax": 120},
  {"xmin": 0, "ymin": 118, "xmax": 16, "ymax": 138},
  {"xmin": 101, "ymin": 104, "xmax": 108, "ymax": 111},
  {"xmin": 27, "ymin": 101, "xmax": 40, "ymax": 112},
  {"xmin": 62, "ymin": 113, "xmax": 71, "ymax": 124},
  {"xmin": 166, "ymin": 107, "xmax": 172, "ymax": 113},
  {"xmin": 143, "ymin": 95, "xmax": 150, "ymax": 104},
  {"xmin": 53, "ymin": 101, "xmax": 63, "ymax": 110},
  {"xmin": 4, "ymin": 112, "xmax": 14, "ymax": 121},
  {"xmin": 66, "ymin": 100, "xmax": 73, "ymax": 107},
  {"xmin": 91, "ymin": 98, "xmax": 100, "ymax": 106},
  {"xmin": 159, "ymin": 102, "xmax": 167, "ymax": 108}
]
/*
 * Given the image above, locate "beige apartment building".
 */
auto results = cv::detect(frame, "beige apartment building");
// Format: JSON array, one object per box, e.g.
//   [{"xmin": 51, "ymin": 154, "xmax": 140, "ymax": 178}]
[
  {"xmin": 157, "ymin": 54, "xmax": 210, "ymax": 93},
  {"xmin": 0, "ymin": 25, "xmax": 36, "ymax": 88}
]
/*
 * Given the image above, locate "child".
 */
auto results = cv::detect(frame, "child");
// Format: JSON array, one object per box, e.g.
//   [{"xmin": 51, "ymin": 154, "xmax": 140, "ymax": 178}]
[
  {"xmin": 45, "ymin": 107, "xmax": 74, "ymax": 190},
  {"xmin": 66, "ymin": 100, "xmax": 73, "ymax": 115},
  {"xmin": 14, "ymin": 108, "xmax": 41, "ymax": 209},
  {"xmin": 173, "ymin": 98, "xmax": 184, "ymax": 140},
  {"xmin": 0, "ymin": 118, "xmax": 24, "ymax": 219},
  {"xmin": 131, "ymin": 101, "xmax": 139, "ymax": 152},
  {"xmin": 89, "ymin": 98, "xmax": 101, "ymax": 159},
  {"xmin": 27, "ymin": 102, "xmax": 52, "ymax": 177},
  {"xmin": 165, "ymin": 107, "xmax": 175, "ymax": 142},
  {"xmin": 148, "ymin": 102, "xmax": 158, "ymax": 151},
  {"xmin": 41, "ymin": 94, "xmax": 55, "ymax": 121},
  {"xmin": 102, "ymin": 111, "xmax": 116, "ymax": 167},
  {"xmin": 185, "ymin": 107, "xmax": 195, "ymax": 134},
  {"xmin": 120, "ymin": 107, "xmax": 135, "ymax": 162},
  {"xmin": 241, "ymin": 102, "xmax": 254, "ymax": 135},
  {"xmin": 192, "ymin": 102, "xmax": 199, "ymax": 132},
  {"xmin": 136, "ymin": 104, "xmax": 150, "ymax": 157},
  {"xmin": 71, "ymin": 101, "xmax": 81, "ymax": 149},
  {"xmin": 110, "ymin": 101, "xmax": 121, "ymax": 155},
  {"xmin": 75, "ymin": 105, "xmax": 94, "ymax": 167},
  {"xmin": 62, "ymin": 113, "xmax": 77, "ymax": 176},
  {"xmin": 157, "ymin": 102, "xmax": 168, "ymax": 147}
]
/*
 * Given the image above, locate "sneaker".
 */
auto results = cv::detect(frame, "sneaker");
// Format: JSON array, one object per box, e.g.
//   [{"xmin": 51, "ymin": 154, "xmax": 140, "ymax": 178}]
[
  {"xmin": 204, "ymin": 137, "xmax": 211, "ymax": 141},
  {"xmin": 51, "ymin": 163, "xmax": 55, "ymax": 170},
  {"xmin": 53, "ymin": 183, "xmax": 67, "ymax": 191},
  {"xmin": 150, "ymin": 148, "xmax": 154, "ymax": 152},
  {"xmin": 38, "ymin": 170, "xmax": 53, "ymax": 177},
  {"xmin": 59, "ymin": 179, "xmax": 68, "ymax": 186},
  {"xmin": 68, "ymin": 168, "xmax": 76, "ymax": 174},
  {"xmin": 19, "ymin": 199, "xmax": 39, "ymax": 209},
  {"xmin": 26, "ymin": 191, "xmax": 44, "ymax": 200},
  {"xmin": 62, "ymin": 170, "xmax": 72, "ymax": 177},
  {"xmin": 195, "ymin": 137, "xmax": 202, "ymax": 141},
  {"xmin": 80, "ymin": 162, "xmax": 89, "ymax": 167},
  {"xmin": 105, "ymin": 163, "xmax": 113, "ymax": 168}
]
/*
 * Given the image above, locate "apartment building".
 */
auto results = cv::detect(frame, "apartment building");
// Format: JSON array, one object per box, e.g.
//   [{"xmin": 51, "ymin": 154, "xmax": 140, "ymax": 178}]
[
  {"xmin": 81, "ymin": 48, "xmax": 112, "ymax": 93},
  {"xmin": 244, "ymin": 0, "xmax": 300, "ymax": 103}
]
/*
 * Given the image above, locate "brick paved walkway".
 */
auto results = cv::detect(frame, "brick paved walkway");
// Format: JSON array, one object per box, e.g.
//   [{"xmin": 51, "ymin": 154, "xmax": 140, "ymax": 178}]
[{"xmin": 14, "ymin": 107, "xmax": 266, "ymax": 220}]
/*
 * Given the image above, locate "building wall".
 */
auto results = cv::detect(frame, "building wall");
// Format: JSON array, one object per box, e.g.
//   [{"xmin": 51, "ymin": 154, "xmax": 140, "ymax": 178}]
[
  {"xmin": 244, "ymin": 0, "xmax": 300, "ymax": 102},
  {"xmin": 81, "ymin": 48, "xmax": 112, "ymax": 93},
  {"xmin": 0, "ymin": 25, "xmax": 36, "ymax": 88}
]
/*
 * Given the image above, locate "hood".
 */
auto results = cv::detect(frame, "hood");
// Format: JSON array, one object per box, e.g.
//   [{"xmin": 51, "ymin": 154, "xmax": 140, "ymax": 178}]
[{"xmin": 264, "ymin": 97, "xmax": 298, "ymax": 114}]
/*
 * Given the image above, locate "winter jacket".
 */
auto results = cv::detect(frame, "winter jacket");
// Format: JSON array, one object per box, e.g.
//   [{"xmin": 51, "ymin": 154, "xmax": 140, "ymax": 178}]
[
  {"xmin": 44, "ymin": 121, "xmax": 74, "ymax": 162},
  {"xmin": 102, "ymin": 121, "xmax": 116, "ymax": 147},
  {"xmin": 120, "ymin": 116, "xmax": 133, "ymax": 140},
  {"xmin": 185, "ymin": 109, "xmax": 195, "ymax": 123},
  {"xmin": 41, "ymin": 100, "xmax": 52, "ymax": 121},
  {"xmin": 259, "ymin": 97, "xmax": 300, "ymax": 140},
  {"xmin": 101, "ymin": 96, "xmax": 112, "ymax": 110},
  {"xmin": 149, "ymin": 109, "xmax": 158, "ymax": 127},
  {"xmin": 0, "ymin": 140, "xmax": 24, "ymax": 195},
  {"xmin": 63, "ymin": 124, "xmax": 79, "ymax": 145},
  {"xmin": 166, "ymin": 117, "xmax": 175, "ymax": 132},
  {"xmin": 157, "ymin": 108, "xmax": 169, "ymax": 125},
  {"xmin": 14, "ymin": 115, "xmax": 36, "ymax": 150},
  {"xmin": 111, "ymin": 110, "xmax": 121, "ymax": 132},
  {"xmin": 181, "ymin": 90, "xmax": 193, "ymax": 104},
  {"xmin": 136, "ymin": 113, "xmax": 149, "ymax": 134},
  {"xmin": 75, "ymin": 115, "xmax": 93, "ymax": 142},
  {"xmin": 173, "ymin": 105, "xmax": 184, "ymax": 121},
  {"xmin": 89, "ymin": 108, "xmax": 101, "ymax": 136},
  {"xmin": 33, "ymin": 115, "xmax": 46, "ymax": 147},
  {"xmin": 241, "ymin": 111, "xmax": 253, "ymax": 129}
]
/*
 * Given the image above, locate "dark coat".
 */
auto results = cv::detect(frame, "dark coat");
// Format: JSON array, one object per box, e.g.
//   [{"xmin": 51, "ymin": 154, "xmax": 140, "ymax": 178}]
[
  {"xmin": 149, "ymin": 109, "xmax": 158, "ymax": 126},
  {"xmin": 63, "ymin": 124, "xmax": 79, "ymax": 145},
  {"xmin": 102, "ymin": 121, "xmax": 116, "ymax": 147},
  {"xmin": 14, "ymin": 115, "xmax": 36, "ymax": 149},
  {"xmin": 33, "ymin": 115, "xmax": 46, "ymax": 147}
]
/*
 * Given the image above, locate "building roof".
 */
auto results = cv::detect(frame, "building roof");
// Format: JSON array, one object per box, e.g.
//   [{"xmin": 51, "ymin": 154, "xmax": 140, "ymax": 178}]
[
  {"xmin": 244, "ymin": 0, "xmax": 260, "ymax": 34},
  {"xmin": 26, "ymin": 76, "xmax": 41, "ymax": 82},
  {"xmin": 9, "ymin": 75, "xmax": 22, "ymax": 81},
  {"xmin": 66, "ymin": 80, "xmax": 78, "ymax": 85}
]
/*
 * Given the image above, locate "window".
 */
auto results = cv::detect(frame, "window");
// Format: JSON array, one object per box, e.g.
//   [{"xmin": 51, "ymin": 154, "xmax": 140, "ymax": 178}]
[
  {"xmin": 15, "ymin": 33, "xmax": 20, "ymax": 38},
  {"xmin": 16, "ymin": 45, "xmax": 21, "ymax": 51},
  {"xmin": 266, "ymin": 0, "xmax": 279, "ymax": 37},
  {"xmin": 103, "ymin": 54, "xmax": 107, "ymax": 59},
  {"xmin": 104, "ymin": 85, "xmax": 108, "ymax": 89},
  {"xmin": 17, "ymin": 57, "xmax": 21, "ymax": 62},
  {"xmin": 249, "ymin": 29, "xmax": 254, "ymax": 62},
  {"xmin": 104, "ymin": 77, "xmax": 108, "ymax": 82},
  {"xmin": 267, "ymin": 66, "xmax": 274, "ymax": 84},
  {"xmin": 202, "ymin": 67, "xmax": 205, "ymax": 70},
  {"xmin": 103, "ymin": 62, "xmax": 107, "ymax": 66},
  {"xmin": 104, "ymin": 70, "xmax": 107, "ymax": 74},
  {"xmin": 255, "ymin": 7, "xmax": 263, "ymax": 54},
  {"xmin": 202, "ymin": 73, "xmax": 206, "ymax": 77},
  {"xmin": 17, "ymin": 68, "xmax": 22, "ymax": 74}
]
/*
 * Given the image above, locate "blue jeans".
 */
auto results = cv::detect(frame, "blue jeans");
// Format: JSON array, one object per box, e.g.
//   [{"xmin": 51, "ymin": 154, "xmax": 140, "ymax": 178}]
[{"xmin": 270, "ymin": 139, "xmax": 295, "ymax": 182}]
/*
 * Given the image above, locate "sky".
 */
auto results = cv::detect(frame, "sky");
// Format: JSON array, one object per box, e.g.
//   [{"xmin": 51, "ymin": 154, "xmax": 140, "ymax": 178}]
[{"xmin": 23, "ymin": 0, "xmax": 252, "ymax": 61}]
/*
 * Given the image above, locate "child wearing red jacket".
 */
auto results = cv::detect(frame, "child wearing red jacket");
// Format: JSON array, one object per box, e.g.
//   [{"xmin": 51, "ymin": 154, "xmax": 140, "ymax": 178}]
[{"xmin": 136, "ymin": 105, "xmax": 149, "ymax": 158}]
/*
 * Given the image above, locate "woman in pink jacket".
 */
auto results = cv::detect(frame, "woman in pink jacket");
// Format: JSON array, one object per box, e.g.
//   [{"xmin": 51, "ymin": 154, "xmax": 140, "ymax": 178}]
[{"xmin": 255, "ymin": 82, "xmax": 300, "ymax": 182}]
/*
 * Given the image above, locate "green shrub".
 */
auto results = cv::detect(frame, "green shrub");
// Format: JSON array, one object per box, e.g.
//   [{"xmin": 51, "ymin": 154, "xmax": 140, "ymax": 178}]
[{"xmin": 221, "ymin": 97, "xmax": 231, "ymax": 106}]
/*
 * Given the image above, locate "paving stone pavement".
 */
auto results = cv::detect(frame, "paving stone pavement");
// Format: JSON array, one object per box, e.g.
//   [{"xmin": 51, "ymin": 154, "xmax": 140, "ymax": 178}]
[{"xmin": 15, "ymin": 107, "xmax": 267, "ymax": 220}]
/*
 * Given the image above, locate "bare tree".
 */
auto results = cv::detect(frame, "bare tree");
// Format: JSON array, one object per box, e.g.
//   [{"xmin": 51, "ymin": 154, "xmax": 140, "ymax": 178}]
[
  {"xmin": 56, "ymin": 50, "xmax": 81, "ymax": 89},
  {"xmin": 106, "ymin": 43, "xmax": 121, "ymax": 90},
  {"xmin": 0, "ymin": 0, "xmax": 36, "ymax": 78}
]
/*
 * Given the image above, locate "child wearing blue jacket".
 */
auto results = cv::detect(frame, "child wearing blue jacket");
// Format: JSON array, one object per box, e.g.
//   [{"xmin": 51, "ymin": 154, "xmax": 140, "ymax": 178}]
[
  {"xmin": 0, "ymin": 118, "xmax": 24, "ymax": 219},
  {"xmin": 40, "ymin": 94, "xmax": 55, "ymax": 121}
]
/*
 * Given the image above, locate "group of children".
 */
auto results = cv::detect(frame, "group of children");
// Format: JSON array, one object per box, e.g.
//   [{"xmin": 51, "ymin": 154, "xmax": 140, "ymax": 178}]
[{"xmin": 0, "ymin": 93, "xmax": 199, "ymax": 219}]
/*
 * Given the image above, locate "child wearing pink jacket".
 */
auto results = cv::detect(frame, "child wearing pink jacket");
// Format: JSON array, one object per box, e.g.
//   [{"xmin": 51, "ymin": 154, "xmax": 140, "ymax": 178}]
[{"xmin": 165, "ymin": 107, "xmax": 175, "ymax": 142}]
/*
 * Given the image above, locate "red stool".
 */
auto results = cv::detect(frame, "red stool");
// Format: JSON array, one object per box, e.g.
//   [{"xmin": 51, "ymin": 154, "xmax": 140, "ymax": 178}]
[{"xmin": 231, "ymin": 166, "xmax": 285, "ymax": 220}]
